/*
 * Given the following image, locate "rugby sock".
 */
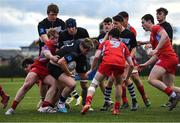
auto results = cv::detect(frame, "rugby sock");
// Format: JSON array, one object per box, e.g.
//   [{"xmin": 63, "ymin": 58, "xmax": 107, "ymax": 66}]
[
  {"xmin": 122, "ymin": 85, "xmax": 128, "ymax": 103},
  {"xmin": 127, "ymin": 83, "xmax": 136, "ymax": 100},
  {"xmin": 82, "ymin": 88, "xmax": 87, "ymax": 106},
  {"xmin": 137, "ymin": 85, "xmax": 147, "ymax": 100},
  {"xmin": 164, "ymin": 87, "xmax": 173, "ymax": 96},
  {"xmin": 85, "ymin": 96, "xmax": 92, "ymax": 105},
  {"xmin": 104, "ymin": 87, "xmax": 112, "ymax": 103},
  {"xmin": 0, "ymin": 86, "xmax": 6, "ymax": 97},
  {"xmin": 59, "ymin": 95, "xmax": 67, "ymax": 103},
  {"xmin": 11, "ymin": 100, "xmax": 19, "ymax": 110},
  {"xmin": 71, "ymin": 90, "xmax": 79, "ymax": 99},
  {"xmin": 114, "ymin": 101, "xmax": 120, "ymax": 109},
  {"xmin": 42, "ymin": 101, "xmax": 51, "ymax": 107}
]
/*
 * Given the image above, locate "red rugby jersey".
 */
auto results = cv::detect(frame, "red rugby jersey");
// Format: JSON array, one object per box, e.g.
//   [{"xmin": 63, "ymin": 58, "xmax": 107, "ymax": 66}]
[
  {"xmin": 150, "ymin": 25, "xmax": 176, "ymax": 58},
  {"xmin": 98, "ymin": 39, "xmax": 131, "ymax": 67}
]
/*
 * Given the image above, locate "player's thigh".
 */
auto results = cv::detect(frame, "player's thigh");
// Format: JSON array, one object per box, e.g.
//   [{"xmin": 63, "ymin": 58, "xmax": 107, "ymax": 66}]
[
  {"xmin": 94, "ymin": 71, "xmax": 106, "ymax": 82},
  {"xmin": 24, "ymin": 72, "xmax": 38, "ymax": 86},
  {"xmin": 43, "ymin": 75, "xmax": 57, "ymax": 86},
  {"xmin": 149, "ymin": 65, "xmax": 166, "ymax": 80},
  {"xmin": 162, "ymin": 73, "xmax": 175, "ymax": 87},
  {"xmin": 58, "ymin": 73, "xmax": 76, "ymax": 87},
  {"xmin": 113, "ymin": 75, "xmax": 123, "ymax": 85}
]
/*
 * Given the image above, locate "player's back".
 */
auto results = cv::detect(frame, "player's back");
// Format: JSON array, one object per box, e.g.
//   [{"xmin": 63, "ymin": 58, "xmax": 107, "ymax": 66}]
[{"xmin": 100, "ymin": 40, "xmax": 130, "ymax": 67}]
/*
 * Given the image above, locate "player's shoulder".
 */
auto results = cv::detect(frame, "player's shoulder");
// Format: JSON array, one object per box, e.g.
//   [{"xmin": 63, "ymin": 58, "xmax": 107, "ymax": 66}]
[
  {"xmin": 38, "ymin": 18, "xmax": 48, "ymax": 24},
  {"xmin": 152, "ymin": 25, "xmax": 162, "ymax": 32},
  {"xmin": 56, "ymin": 18, "xmax": 65, "ymax": 24},
  {"xmin": 77, "ymin": 27, "xmax": 87, "ymax": 32},
  {"xmin": 123, "ymin": 29, "xmax": 134, "ymax": 37}
]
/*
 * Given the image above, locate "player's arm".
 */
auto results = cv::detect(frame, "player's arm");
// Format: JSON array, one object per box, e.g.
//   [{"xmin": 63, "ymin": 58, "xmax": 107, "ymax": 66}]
[
  {"xmin": 57, "ymin": 57, "xmax": 72, "ymax": 76},
  {"xmin": 138, "ymin": 55, "xmax": 158, "ymax": 72},
  {"xmin": 155, "ymin": 29, "xmax": 169, "ymax": 51},
  {"xmin": 37, "ymin": 23, "xmax": 49, "ymax": 43},
  {"xmin": 137, "ymin": 41, "xmax": 150, "ymax": 46},
  {"xmin": 102, "ymin": 32, "xmax": 109, "ymax": 43},
  {"xmin": 40, "ymin": 34, "xmax": 49, "ymax": 43},
  {"xmin": 125, "ymin": 56, "xmax": 134, "ymax": 81},
  {"xmin": 144, "ymin": 55, "xmax": 158, "ymax": 66},
  {"xmin": 130, "ymin": 47, "xmax": 136, "ymax": 57},
  {"xmin": 91, "ymin": 49, "xmax": 102, "ymax": 71},
  {"xmin": 149, "ymin": 29, "xmax": 169, "ymax": 56},
  {"xmin": 125, "ymin": 45, "xmax": 134, "ymax": 81},
  {"xmin": 130, "ymin": 32, "xmax": 137, "ymax": 57},
  {"xmin": 42, "ymin": 47, "xmax": 58, "ymax": 63}
]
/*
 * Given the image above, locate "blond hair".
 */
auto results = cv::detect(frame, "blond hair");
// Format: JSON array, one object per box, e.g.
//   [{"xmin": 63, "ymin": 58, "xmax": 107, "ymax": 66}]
[
  {"xmin": 47, "ymin": 28, "xmax": 59, "ymax": 38},
  {"xmin": 81, "ymin": 38, "xmax": 94, "ymax": 50}
]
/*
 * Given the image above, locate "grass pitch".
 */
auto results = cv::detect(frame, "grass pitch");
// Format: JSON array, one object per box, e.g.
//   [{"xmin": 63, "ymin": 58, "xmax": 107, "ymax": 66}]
[{"xmin": 0, "ymin": 76, "xmax": 180, "ymax": 122}]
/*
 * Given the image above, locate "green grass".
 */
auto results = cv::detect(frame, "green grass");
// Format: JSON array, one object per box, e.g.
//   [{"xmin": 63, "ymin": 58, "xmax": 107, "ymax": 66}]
[{"xmin": 0, "ymin": 76, "xmax": 180, "ymax": 122}]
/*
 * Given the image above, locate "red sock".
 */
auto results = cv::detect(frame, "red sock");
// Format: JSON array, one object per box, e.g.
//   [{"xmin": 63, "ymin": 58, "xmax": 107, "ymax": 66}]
[
  {"xmin": 11, "ymin": 100, "xmax": 19, "ymax": 110},
  {"xmin": 42, "ymin": 101, "xmax": 51, "ymax": 107},
  {"xmin": 0, "ymin": 86, "xmax": 6, "ymax": 97},
  {"xmin": 122, "ymin": 85, "xmax": 128, "ymax": 103},
  {"xmin": 85, "ymin": 96, "xmax": 92, "ymax": 105},
  {"xmin": 137, "ymin": 85, "xmax": 147, "ymax": 100},
  {"xmin": 114, "ymin": 101, "xmax": 120, "ymax": 109},
  {"xmin": 164, "ymin": 87, "xmax": 173, "ymax": 96}
]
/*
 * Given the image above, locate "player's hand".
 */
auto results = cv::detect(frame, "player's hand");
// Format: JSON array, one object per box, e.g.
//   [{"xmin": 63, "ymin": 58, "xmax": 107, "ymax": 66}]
[
  {"xmin": 149, "ymin": 49, "xmax": 158, "ymax": 56},
  {"xmin": 122, "ymin": 79, "xmax": 128, "ymax": 84},
  {"xmin": 50, "ymin": 55, "xmax": 59, "ymax": 63},
  {"xmin": 86, "ymin": 69, "xmax": 92, "ymax": 78},
  {"xmin": 66, "ymin": 71, "xmax": 73, "ymax": 77},
  {"xmin": 137, "ymin": 41, "xmax": 144, "ymax": 46},
  {"xmin": 137, "ymin": 64, "xmax": 146, "ymax": 72},
  {"xmin": 144, "ymin": 44, "xmax": 152, "ymax": 49}
]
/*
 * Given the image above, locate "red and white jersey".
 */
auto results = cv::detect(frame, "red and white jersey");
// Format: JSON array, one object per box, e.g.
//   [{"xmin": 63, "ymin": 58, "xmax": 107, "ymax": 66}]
[
  {"xmin": 98, "ymin": 39, "xmax": 131, "ymax": 67},
  {"xmin": 32, "ymin": 43, "xmax": 57, "ymax": 67},
  {"xmin": 150, "ymin": 25, "xmax": 177, "ymax": 58}
]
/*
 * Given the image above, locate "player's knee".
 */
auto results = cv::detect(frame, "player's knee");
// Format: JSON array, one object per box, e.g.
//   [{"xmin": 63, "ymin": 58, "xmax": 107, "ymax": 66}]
[
  {"xmin": 88, "ymin": 86, "xmax": 96, "ymax": 93},
  {"xmin": 80, "ymin": 81, "xmax": 88, "ymax": 89},
  {"xmin": 69, "ymin": 81, "xmax": 76, "ymax": 89},
  {"xmin": 147, "ymin": 76, "xmax": 153, "ymax": 85}
]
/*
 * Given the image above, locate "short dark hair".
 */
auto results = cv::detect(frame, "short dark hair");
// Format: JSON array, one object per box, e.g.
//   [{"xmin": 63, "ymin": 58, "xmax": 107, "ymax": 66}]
[
  {"xmin": 112, "ymin": 15, "xmax": 124, "ymax": 23},
  {"xmin": 156, "ymin": 7, "xmax": 168, "ymax": 15},
  {"xmin": 118, "ymin": 11, "xmax": 129, "ymax": 18},
  {"xmin": 22, "ymin": 58, "xmax": 34, "ymax": 68},
  {"xmin": 65, "ymin": 18, "xmax": 77, "ymax": 28},
  {"xmin": 141, "ymin": 14, "xmax": 154, "ymax": 24},
  {"xmin": 103, "ymin": 17, "xmax": 112, "ymax": 23},
  {"xmin": 47, "ymin": 3, "xmax": 59, "ymax": 14},
  {"xmin": 108, "ymin": 28, "xmax": 120, "ymax": 39}
]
